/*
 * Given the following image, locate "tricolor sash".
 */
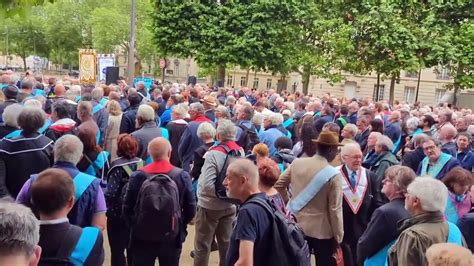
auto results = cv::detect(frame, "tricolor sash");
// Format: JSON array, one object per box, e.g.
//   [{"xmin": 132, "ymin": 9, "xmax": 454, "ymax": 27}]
[
  {"xmin": 420, "ymin": 152, "xmax": 451, "ymax": 179},
  {"xmin": 338, "ymin": 166, "xmax": 369, "ymax": 214}
]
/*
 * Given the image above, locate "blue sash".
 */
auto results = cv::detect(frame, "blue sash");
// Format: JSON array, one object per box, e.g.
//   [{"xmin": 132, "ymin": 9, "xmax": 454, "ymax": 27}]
[
  {"xmin": 85, "ymin": 151, "xmax": 109, "ymax": 177},
  {"xmin": 420, "ymin": 152, "xmax": 451, "ymax": 179},
  {"xmin": 75, "ymin": 96, "xmax": 82, "ymax": 103},
  {"xmin": 92, "ymin": 104, "xmax": 103, "ymax": 115},
  {"xmin": 278, "ymin": 163, "xmax": 285, "ymax": 173},
  {"xmin": 287, "ymin": 165, "xmax": 339, "ymax": 214},
  {"xmin": 95, "ymin": 131, "xmax": 101, "ymax": 145},
  {"xmin": 32, "ymin": 89, "xmax": 45, "ymax": 97},
  {"xmin": 39, "ymin": 119, "xmax": 53, "ymax": 134},
  {"xmin": 364, "ymin": 240, "xmax": 395, "ymax": 266},
  {"xmin": 286, "ymin": 131, "xmax": 292, "ymax": 139},
  {"xmin": 73, "ymin": 173, "xmax": 96, "ymax": 203},
  {"xmin": 283, "ymin": 118, "xmax": 294, "ymax": 129},
  {"xmin": 99, "ymin": 97, "xmax": 108, "ymax": 107},
  {"xmin": 145, "ymin": 155, "xmax": 153, "ymax": 165},
  {"xmin": 392, "ymin": 135, "xmax": 401, "ymax": 153},
  {"xmin": 4, "ymin": 129, "xmax": 22, "ymax": 139},
  {"xmin": 445, "ymin": 198, "xmax": 460, "ymax": 225},
  {"xmin": 161, "ymin": 127, "xmax": 169, "ymax": 140},
  {"xmin": 447, "ymin": 221, "xmax": 463, "ymax": 245},
  {"xmin": 70, "ymin": 227, "xmax": 100, "ymax": 266},
  {"xmin": 411, "ymin": 128, "xmax": 423, "ymax": 137}
]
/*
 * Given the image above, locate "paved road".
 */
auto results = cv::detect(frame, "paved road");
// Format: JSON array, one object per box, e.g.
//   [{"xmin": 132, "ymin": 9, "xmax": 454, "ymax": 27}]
[{"xmin": 103, "ymin": 225, "xmax": 220, "ymax": 265}]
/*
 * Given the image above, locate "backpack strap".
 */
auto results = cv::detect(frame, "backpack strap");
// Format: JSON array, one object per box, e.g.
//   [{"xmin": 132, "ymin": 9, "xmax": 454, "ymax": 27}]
[
  {"xmin": 122, "ymin": 160, "xmax": 144, "ymax": 177},
  {"xmin": 287, "ymin": 165, "xmax": 339, "ymax": 214},
  {"xmin": 73, "ymin": 173, "xmax": 96, "ymax": 204},
  {"xmin": 70, "ymin": 227, "xmax": 100, "ymax": 265}
]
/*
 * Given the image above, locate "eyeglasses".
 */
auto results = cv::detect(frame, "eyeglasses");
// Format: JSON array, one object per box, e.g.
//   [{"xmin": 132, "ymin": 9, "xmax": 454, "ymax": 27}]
[{"xmin": 423, "ymin": 145, "xmax": 437, "ymax": 151}]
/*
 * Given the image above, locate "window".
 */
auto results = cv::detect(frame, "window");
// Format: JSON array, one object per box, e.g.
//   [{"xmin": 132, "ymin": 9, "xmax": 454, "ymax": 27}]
[
  {"xmin": 253, "ymin": 78, "xmax": 259, "ymax": 89},
  {"xmin": 173, "ymin": 59, "xmax": 180, "ymax": 76},
  {"xmin": 240, "ymin": 76, "xmax": 247, "ymax": 87},
  {"xmin": 372, "ymin": 84, "xmax": 385, "ymax": 101},
  {"xmin": 227, "ymin": 75, "xmax": 233, "ymax": 86},
  {"xmin": 437, "ymin": 67, "xmax": 450, "ymax": 80},
  {"xmin": 165, "ymin": 69, "xmax": 174, "ymax": 75},
  {"xmin": 405, "ymin": 71, "xmax": 418, "ymax": 78},
  {"xmin": 404, "ymin": 87, "xmax": 415, "ymax": 104},
  {"xmin": 435, "ymin": 89, "xmax": 446, "ymax": 103},
  {"xmin": 266, "ymin": 79, "xmax": 272, "ymax": 89}
]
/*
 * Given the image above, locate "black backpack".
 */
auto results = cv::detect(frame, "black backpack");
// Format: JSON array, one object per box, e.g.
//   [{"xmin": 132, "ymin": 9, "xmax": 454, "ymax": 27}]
[
  {"xmin": 132, "ymin": 168, "xmax": 182, "ymax": 242},
  {"xmin": 248, "ymin": 197, "xmax": 311, "ymax": 266},
  {"xmin": 236, "ymin": 124, "xmax": 259, "ymax": 154},
  {"xmin": 215, "ymin": 144, "xmax": 244, "ymax": 204}
]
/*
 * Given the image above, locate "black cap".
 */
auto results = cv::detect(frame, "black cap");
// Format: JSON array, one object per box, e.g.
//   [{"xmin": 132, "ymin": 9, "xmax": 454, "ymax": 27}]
[{"xmin": 4, "ymin": 85, "xmax": 18, "ymax": 100}]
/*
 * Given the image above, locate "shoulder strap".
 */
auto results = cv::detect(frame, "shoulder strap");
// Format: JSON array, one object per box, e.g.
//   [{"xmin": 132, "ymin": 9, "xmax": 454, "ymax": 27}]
[
  {"xmin": 287, "ymin": 165, "xmax": 339, "ymax": 214},
  {"xmin": 73, "ymin": 173, "xmax": 96, "ymax": 204},
  {"xmin": 121, "ymin": 160, "xmax": 144, "ymax": 177},
  {"xmin": 247, "ymin": 197, "xmax": 274, "ymax": 217},
  {"xmin": 70, "ymin": 227, "xmax": 100, "ymax": 265}
]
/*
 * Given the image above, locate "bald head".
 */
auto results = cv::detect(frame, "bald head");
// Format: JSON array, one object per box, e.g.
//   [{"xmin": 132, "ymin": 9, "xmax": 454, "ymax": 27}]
[
  {"xmin": 440, "ymin": 124, "xmax": 457, "ymax": 141},
  {"xmin": 148, "ymin": 137, "xmax": 172, "ymax": 161},
  {"xmin": 55, "ymin": 84, "xmax": 66, "ymax": 97},
  {"xmin": 389, "ymin": 111, "xmax": 401, "ymax": 122}
]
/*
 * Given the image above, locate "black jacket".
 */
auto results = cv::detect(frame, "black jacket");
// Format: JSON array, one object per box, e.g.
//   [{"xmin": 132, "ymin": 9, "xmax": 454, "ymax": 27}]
[
  {"xmin": 357, "ymin": 198, "xmax": 410, "ymax": 263},
  {"xmin": 0, "ymin": 125, "xmax": 18, "ymax": 139},
  {"xmin": 119, "ymin": 105, "xmax": 139, "ymax": 134},
  {"xmin": 166, "ymin": 120, "xmax": 188, "ymax": 168},
  {"xmin": 402, "ymin": 147, "xmax": 425, "ymax": 173},
  {"xmin": 0, "ymin": 133, "xmax": 53, "ymax": 198},
  {"xmin": 459, "ymin": 212, "xmax": 474, "ymax": 253},
  {"xmin": 355, "ymin": 129, "xmax": 370, "ymax": 152},
  {"xmin": 190, "ymin": 142, "xmax": 214, "ymax": 180}
]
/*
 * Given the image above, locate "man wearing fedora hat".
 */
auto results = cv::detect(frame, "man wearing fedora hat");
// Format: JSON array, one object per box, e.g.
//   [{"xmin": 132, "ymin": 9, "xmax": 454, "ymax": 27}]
[
  {"xmin": 202, "ymin": 95, "xmax": 217, "ymax": 122},
  {"xmin": 275, "ymin": 131, "xmax": 343, "ymax": 266}
]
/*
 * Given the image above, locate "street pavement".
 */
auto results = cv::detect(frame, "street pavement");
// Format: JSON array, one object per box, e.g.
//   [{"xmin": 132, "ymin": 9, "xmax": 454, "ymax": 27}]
[{"xmin": 103, "ymin": 225, "xmax": 220, "ymax": 265}]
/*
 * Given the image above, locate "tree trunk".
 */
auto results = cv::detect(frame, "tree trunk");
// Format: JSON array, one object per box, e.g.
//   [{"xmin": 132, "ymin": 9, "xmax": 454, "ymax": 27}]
[
  {"xmin": 302, "ymin": 65, "xmax": 311, "ymax": 95},
  {"xmin": 389, "ymin": 74, "xmax": 396, "ymax": 105},
  {"xmin": 376, "ymin": 72, "xmax": 380, "ymax": 101},
  {"xmin": 452, "ymin": 64, "xmax": 463, "ymax": 106},
  {"xmin": 245, "ymin": 68, "xmax": 250, "ymax": 87},
  {"xmin": 22, "ymin": 54, "xmax": 27, "ymax": 71},
  {"xmin": 415, "ymin": 69, "xmax": 421, "ymax": 102},
  {"xmin": 216, "ymin": 64, "xmax": 225, "ymax": 87}
]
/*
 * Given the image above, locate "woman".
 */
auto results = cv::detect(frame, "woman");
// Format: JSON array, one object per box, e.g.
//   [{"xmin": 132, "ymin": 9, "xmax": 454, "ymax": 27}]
[
  {"xmin": 77, "ymin": 127, "xmax": 109, "ymax": 180},
  {"xmin": 166, "ymin": 104, "xmax": 189, "ymax": 167},
  {"xmin": 105, "ymin": 134, "xmax": 143, "ymax": 266},
  {"xmin": 362, "ymin": 132, "xmax": 382, "ymax": 168},
  {"xmin": 442, "ymin": 167, "xmax": 473, "ymax": 224},
  {"xmin": 292, "ymin": 122, "xmax": 318, "ymax": 158},
  {"xmin": 357, "ymin": 165, "xmax": 416, "ymax": 265},
  {"xmin": 0, "ymin": 103, "xmax": 22, "ymax": 138},
  {"xmin": 370, "ymin": 119, "xmax": 384, "ymax": 134},
  {"xmin": 248, "ymin": 143, "xmax": 270, "ymax": 163},
  {"xmin": 190, "ymin": 122, "xmax": 216, "ymax": 192},
  {"xmin": 105, "ymin": 100, "xmax": 123, "ymax": 160},
  {"xmin": 257, "ymin": 158, "xmax": 287, "ymax": 215}
]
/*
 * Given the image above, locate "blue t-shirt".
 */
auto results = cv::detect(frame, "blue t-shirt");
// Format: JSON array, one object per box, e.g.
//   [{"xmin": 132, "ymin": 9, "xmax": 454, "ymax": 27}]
[{"xmin": 225, "ymin": 193, "xmax": 272, "ymax": 266}]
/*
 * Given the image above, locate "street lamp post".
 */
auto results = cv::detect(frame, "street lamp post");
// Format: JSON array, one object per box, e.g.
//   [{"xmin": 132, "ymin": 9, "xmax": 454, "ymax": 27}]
[{"xmin": 127, "ymin": 0, "xmax": 136, "ymax": 86}]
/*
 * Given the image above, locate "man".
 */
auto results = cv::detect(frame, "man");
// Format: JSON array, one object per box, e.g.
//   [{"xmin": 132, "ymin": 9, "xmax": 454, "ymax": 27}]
[
  {"xmin": 223, "ymin": 159, "xmax": 272, "ymax": 266},
  {"xmin": 439, "ymin": 124, "xmax": 458, "ymax": 157},
  {"xmin": 388, "ymin": 177, "xmax": 464, "ymax": 266},
  {"xmin": 178, "ymin": 103, "xmax": 212, "ymax": 172},
  {"xmin": 338, "ymin": 143, "xmax": 380, "ymax": 266},
  {"xmin": 45, "ymin": 101, "xmax": 78, "ymax": 142},
  {"xmin": 275, "ymin": 131, "xmax": 343, "ymax": 266},
  {"xmin": 166, "ymin": 104, "xmax": 189, "ymax": 167},
  {"xmin": 402, "ymin": 134, "xmax": 429, "ymax": 172},
  {"xmin": 17, "ymin": 135, "xmax": 107, "ymax": 229},
  {"xmin": 120, "ymin": 92, "xmax": 142, "ymax": 134},
  {"xmin": 384, "ymin": 111, "xmax": 402, "ymax": 150},
  {"xmin": 0, "ymin": 85, "xmax": 18, "ymax": 123},
  {"xmin": 314, "ymin": 105, "xmax": 334, "ymax": 133},
  {"xmin": 131, "ymin": 105, "xmax": 168, "ymax": 161},
  {"xmin": 456, "ymin": 117, "xmax": 469, "ymax": 134},
  {"xmin": 202, "ymin": 95, "xmax": 217, "ymax": 122},
  {"xmin": 194, "ymin": 119, "xmax": 244, "ymax": 266},
  {"xmin": 433, "ymin": 110, "xmax": 453, "ymax": 140},
  {"xmin": 0, "ymin": 202, "xmax": 41, "ymax": 266},
  {"xmin": 235, "ymin": 105, "xmax": 259, "ymax": 154},
  {"xmin": 336, "ymin": 105, "xmax": 350, "ymax": 132},
  {"xmin": 419, "ymin": 114, "xmax": 436, "ymax": 136},
  {"xmin": 348, "ymin": 101, "xmax": 359, "ymax": 124},
  {"xmin": 17, "ymin": 78, "xmax": 34, "ymax": 103},
  {"xmin": 341, "ymin": 123, "xmax": 358, "ymax": 145},
  {"xmin": 417, "ymin": 137, "xmax": 460, "ymax": 180},
  {"xmin": 136, "ymin": 81, "xmax": 149, "ymax": 101},
  {"xmin": 123, "ymin": 137, "xmax": 195, "ymax": 266},
  {"xmin": 76, "ymin": 101, "xmax": 99, "ymax": 144},
  {"xmin": 0, "ymin": 107, "xmax": 54, "ymax": 198},
  {"xmin": 160, "ymin": 94, "xmax": 184, "ymax": 127},
  {"xmin": 456, "ymin": 132, "xmax": 474, "ymax": 172},
  {"xmin": 31, "ymin": 168, "xmax": 104, "ymax": 265},
  {"xmin": 90, "ymin": 88, "xmax": 109, "ymax": 146},
  {"xmin": 259, "ymin": 112, "xmax": 289, "ymax": 156},
  {"xmin": 355, "ymin": 115, "xmax": 371, "ymax": 151}
]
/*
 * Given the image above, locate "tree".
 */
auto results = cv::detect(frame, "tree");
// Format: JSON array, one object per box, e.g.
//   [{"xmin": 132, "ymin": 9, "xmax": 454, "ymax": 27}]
[{"xmin": 89, "ymin": 7, "xmax": 130, "ymax": 53}]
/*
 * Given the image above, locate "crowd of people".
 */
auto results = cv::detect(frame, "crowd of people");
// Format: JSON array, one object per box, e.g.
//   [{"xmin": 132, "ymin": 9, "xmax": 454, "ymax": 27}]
[{"xmin": 1, "ymin": 69, "xmax": 474, "ymax": 266}]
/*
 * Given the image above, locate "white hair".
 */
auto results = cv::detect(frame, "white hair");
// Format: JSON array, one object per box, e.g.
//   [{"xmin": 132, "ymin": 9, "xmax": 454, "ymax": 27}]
[
  {"xmin": 343, "ymin": 124, "xmax": 358, "ymax": 137},
  {"xmin": 91, "ymin": 87, "xmax": 104, "ymax": 101},
  {"xmin": 172, "ymin": 104, "xmax": 188, "ymax": 119},
  {"xmin": 217, "ymin": 119, "xmax": 237, "ymax": 141},
  {"xmin": 377, "ymin": 135, "xmax": 394, "ymax": 151},
  {"xmin": 268, "ymin": 112, "xmax": 284, "ymax": 126},
  {"xmin": 23, "ymin": 98, "xmax": 42, "ymax": 108},
  {"xmin": 406, "ymin": 117, "xmax": 420, "ymax": 131},
  {"xmin": 0, "ymin": 202, "xmax": 39, "ymax": 256},
  {"xmin": 340, "ymin": 143, "xmax": 362, "ymax": 156},
  {"xmin": 54, "ymin": 135, "xmax": 84, "ymax": 165},
  {"xmin": 252, "ymin": 112, "xmax": 264, "ymax": 126},
  {"xmin": 2, "ymin": 103, "xmax": 23, "ymax": 127},
  {"xmin": 407, "ymin": 177, "xmax": 448, "ymax": 212},
  {"xmin": 137, "ymin": 104, "xmax": 155, "ymax": 122},
  {"xmin": 197, "ymin": 122, "xmax": 216, "ymax": 140},
  {"xmin": 66, "ymin": 85, "xmax": 81, "ymax": 100}
]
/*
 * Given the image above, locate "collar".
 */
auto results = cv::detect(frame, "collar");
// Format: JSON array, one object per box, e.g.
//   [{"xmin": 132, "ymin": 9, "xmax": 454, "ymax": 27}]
[
  {"xmin": 141, "ymin": 121, "xmax": 157, "ymax": 128},
  {"xmin": 39, "ymin": 217, "xmax": 69, "ymax": 225},
  {"xmin": 142, "ymin": 160, "xmax": 174, "ymax": 174},
  {"xmin": 344, "ymin": 165, "xmax": 359, "ymax": 177},
  {"xmin": 399, "ymin": 211, "xmax": 444, "ymax": 231},
  {"xmin": 193, "ymin": 114, "xmax": 212, "ymax": 123}
]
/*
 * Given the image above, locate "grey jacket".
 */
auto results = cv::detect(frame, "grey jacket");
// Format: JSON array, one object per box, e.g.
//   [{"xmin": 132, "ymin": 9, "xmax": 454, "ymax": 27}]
[{"xmin": 131, "ymin": 121, "xmax": 164, "ymax": 160}]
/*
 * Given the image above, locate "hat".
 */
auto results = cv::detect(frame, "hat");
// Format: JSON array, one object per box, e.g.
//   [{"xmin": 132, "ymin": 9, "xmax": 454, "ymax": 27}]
[
  {"xmin": 312, "ymin": 131, "xmax": 342, "ymax": 146},
  {"xmin": 282, "ymin": 110, "xmax": 292, "ymax": 116},
  {"xmin": 201, "ymin": 95, "xmax": 217, "ymax": 107},
  {"xmin": 4, "ymin": 85, "xmax": 18, "ymax": 100}
]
